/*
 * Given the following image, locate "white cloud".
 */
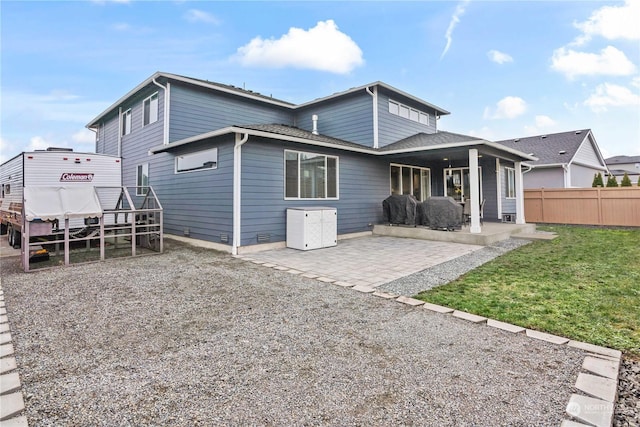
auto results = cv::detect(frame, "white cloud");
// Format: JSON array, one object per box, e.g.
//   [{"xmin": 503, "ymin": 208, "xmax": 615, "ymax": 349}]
[
  {"xmin": 551, "ymin": 46, "xmax": 636, "ymax": 79},
  {"xmin": 483, "ymin": 96, "xmax": 527, "ymax": 119},
  {"xmin": 631, "ymin": 76, "xmax": 640, "ymax": 89},
  {"xmin": 184, "ymin": 9, "xmax": 220, "ymax": 25},
  {"xmin": 234, "ymin": 20, "xmax": 364, "ymax": 74},
  {"xmin": 72, "ymin": 128, "xmax": 96, "ymax": 146},
  {"xmin": 584, "ymin": 82, "xmax": 640, "ymax": 112},
  {"xmin": 26, "ymin": 136, "xmax": 53, "ymax": 152},
  {"xmin": 441, "ymin": 0, "xmax": 470, "ymax": 59},
  {"xmin": 535, "ymin": 115, "xmax": 556, "ymax": 128},
  {"xmin": 572, "ymin": 0, "xmax": 640, "ymax": 46},
  {"xmin": 487, "ymin": 50, "xmax": 513, "ymax": 64},
  {"xmin": 111, "ymin": 22, "xmax": 132, "ymax": 32}
]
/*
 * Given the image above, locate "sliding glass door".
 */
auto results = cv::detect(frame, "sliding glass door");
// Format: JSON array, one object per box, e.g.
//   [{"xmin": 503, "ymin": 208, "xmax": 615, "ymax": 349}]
[{"xmin": 390, "ymin": 164, "xmax": 431, "ymax": 201}]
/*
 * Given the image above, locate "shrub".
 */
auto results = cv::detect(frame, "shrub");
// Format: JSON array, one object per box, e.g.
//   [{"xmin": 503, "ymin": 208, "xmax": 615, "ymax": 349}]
[
  {"xmin": 606, "ymin": 174, "xmax": 619, "ymax": 187},
  {"xmin": 620, "ymin": 173, "xmax": 632, "ymax": 187},
  {"xmin": 592, "ymin": 172, "xmax": 604, "ymax": 187}
]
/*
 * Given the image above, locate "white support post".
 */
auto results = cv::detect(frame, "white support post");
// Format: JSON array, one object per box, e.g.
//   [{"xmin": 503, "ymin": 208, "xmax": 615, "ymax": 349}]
[
  {"xmin": 515, "ymin": 161, "xmax": 526, "ymax": 224},
  {"xmin": 469, "ymin": 149, "xmax": 481, "ymax": 233}
]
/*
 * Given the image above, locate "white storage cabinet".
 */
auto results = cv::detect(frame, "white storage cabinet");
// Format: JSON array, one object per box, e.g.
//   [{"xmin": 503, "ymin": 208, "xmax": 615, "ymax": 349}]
[{"xmin": 286, "ymin": 207, "xmax": 337, "ymax": 250}]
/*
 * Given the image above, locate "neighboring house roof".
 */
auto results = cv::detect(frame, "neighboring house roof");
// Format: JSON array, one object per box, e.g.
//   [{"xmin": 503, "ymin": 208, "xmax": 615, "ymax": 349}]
[
  {"xmin": 87, "ymin": 72, "xmax": 450, "ymax": 128},
  {"xmin": 495, "ymin": 129, "xmax": 607, "ymax": 170},
  {"xmin": 605, "ymin": 155, "xmax": 640, "ymax": 165},
  {"xmin": 149, "ymin": 124, "xmax": 536, "ymax": 162}
]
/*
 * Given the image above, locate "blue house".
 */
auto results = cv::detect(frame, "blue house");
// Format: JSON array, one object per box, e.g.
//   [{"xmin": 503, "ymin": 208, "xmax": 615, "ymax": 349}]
[{"xmin": 87, "ymin": 72, "xmax": 534, "ymax": 254}]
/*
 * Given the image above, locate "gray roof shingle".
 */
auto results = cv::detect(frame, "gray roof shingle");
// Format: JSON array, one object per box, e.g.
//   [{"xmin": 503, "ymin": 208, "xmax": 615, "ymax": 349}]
[{"xmin": 496, "ymin": 129, "xmax": 591, "ymax": 165}]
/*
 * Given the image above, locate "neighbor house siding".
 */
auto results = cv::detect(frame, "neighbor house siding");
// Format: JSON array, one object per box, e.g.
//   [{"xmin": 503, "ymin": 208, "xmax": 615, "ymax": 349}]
[
  {"xmin": 295, "ymin": 91, "xmax": 373, "ymax": 147},
  {"xmin": 573, "ymin": 136, "xmax": 601, "ymax": 166},
  {"xmin": 525, "ymin": 168, "xmax": 564, "ymax": 189},
  {"xmin": 377, "ymin": 89, "xmax": 437, "ymax": 148},
  {"xmin": 239, "ymin": 138, "xmax": 389, "ymax": 246},
  {"xmin": 571, "ymin": 163, "xmax": 600, "ymax": 188},
  {"xmin": 169, "ymin": 83, "xmax": 293, "ymax": 143}
]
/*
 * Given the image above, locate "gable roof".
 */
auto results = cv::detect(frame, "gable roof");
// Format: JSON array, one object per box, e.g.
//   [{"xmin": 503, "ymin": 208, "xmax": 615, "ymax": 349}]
[{"xmin": 496, "ymin": 129, "xmax": 598, "ymax": 166}]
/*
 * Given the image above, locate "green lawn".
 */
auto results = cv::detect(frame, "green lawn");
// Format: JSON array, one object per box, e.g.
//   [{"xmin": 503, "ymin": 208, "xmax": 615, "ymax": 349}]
[{"xmin": 415, "ymin": 226, "xmax": 640, "ymax": 356}]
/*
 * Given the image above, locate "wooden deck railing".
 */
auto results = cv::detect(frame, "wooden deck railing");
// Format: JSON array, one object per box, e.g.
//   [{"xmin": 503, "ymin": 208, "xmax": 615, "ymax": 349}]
[{"xmin": 524, "ymin": 187, "xmax": 640, "ymax": 226}]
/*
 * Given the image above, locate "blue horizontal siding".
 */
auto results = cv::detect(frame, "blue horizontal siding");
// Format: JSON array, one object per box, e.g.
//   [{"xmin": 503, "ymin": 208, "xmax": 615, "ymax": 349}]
[{"xmin": 169, "ymin": 83, "xmax": 293, "ymax": 142}]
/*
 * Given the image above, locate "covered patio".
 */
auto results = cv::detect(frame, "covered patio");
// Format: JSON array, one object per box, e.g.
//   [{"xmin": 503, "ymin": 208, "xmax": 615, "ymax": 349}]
[{"xmin": 380, "ymin": 132, "xmax": 536, "ymax": 234}]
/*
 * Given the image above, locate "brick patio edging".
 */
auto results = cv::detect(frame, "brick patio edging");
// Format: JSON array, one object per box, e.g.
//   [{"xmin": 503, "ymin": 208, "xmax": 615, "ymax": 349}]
[
  {"xmin": 0, "ymin": 285, "xmax": 28, "ymax": 426},
  {"xmin": 240, "ymin": 256, "xmax": 623, "ymax": 427}
]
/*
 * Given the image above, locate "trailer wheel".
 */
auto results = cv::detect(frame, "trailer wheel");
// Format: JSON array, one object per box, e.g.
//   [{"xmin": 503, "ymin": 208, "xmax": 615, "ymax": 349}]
[
  {"xmin": 0, "ymin": 222, "xmax": 6, "ymax": 235},
  {"xmin": 9, "ymin": 227, "xmax": 21, "ymax": 249},
  {"xmin": 7, "ymin": 226, "xmax": 14, "ymax": 246}
]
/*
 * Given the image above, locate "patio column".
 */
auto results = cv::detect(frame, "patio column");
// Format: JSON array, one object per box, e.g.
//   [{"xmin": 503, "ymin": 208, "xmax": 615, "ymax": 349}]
[
  {"xmin": 469, "ymin": 148, "xmax": 481, "ymax": 233},
  {"xmin": 515, "ymin": 161, "xmax": 526, "ymax": 224}
]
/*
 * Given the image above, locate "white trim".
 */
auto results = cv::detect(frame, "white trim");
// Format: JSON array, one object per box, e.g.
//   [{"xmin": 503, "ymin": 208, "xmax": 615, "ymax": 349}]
[
  {"xmin": 389, "ymin": 163, "xmax": 431, "ymax": 201},
  {"xmin": 121, "ymin": 108, "xmax": 132, "ymax": 136},
  {"xmin": 232, "ymin": 132, "xmax": 249, "ymax": 256},
  {"xmin": 505, "ymin": 167, "xmax": 516, "ymax": 199},
  {"xmin": 469, "ymin": 149, "xmax": 481, "ymax": 233},
  {"xmin": 174, "ymin": 147, "xmax": 218, "ymax": 174},
  {"xmin": 496, "ymin": 158, "xmax": 502, "ymax": 219},
  {"xmin": 515, "ymin": 161, "xmax": 525, "ymax": 224},
  {"xmin": 149, "ymin": 126, "xmax": 537, "ymax": 162}
]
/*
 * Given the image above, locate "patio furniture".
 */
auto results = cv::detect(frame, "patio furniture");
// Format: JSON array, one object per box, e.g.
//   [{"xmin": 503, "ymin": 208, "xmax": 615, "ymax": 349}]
[
  {"xmin": 382, "ymin": 194, "xmax": 418, "ymax": 226},
  {"xmin": 422, "ymin": 197, "xmax": 463, "ymax": 231}
]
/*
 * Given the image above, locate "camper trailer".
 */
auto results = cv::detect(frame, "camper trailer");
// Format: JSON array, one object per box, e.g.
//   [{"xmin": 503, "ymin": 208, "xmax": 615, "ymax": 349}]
[{"xmin": 0, "ymin": 148, "xmax": 122, "ymax": 248}]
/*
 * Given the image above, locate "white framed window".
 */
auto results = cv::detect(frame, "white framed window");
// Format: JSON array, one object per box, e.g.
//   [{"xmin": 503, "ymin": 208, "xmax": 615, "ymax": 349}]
[
  {"xmin": 175, "ymin": 148, "xmax": 218, "ymax": 173},
  {"xmin": 143, "ymin": 92, "xmax": 159, "ymax": 126},
  {"xmin": 285, "ymin": 150, "xmax": 338, "ymax": 200},
  {"xmin": 506, "ymin": 167, "xmax": 516, "ymax": 198},
  {"xmin": 390, "ymin": 163, "xmax": 431, "ymax": 201},
  {"xmin": 388, "ymin": 99, "xmax": 430, "ymax": 126},
  {"xmin": 136, "ymin": 163, "xmax": 149, "ymax": 196},
  {"xmin": 122, "ymin": 109, "xmax": 132, "ymax": 136}
]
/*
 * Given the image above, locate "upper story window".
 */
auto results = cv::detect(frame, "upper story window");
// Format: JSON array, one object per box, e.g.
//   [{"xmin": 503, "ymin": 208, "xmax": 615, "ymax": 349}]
[
  {"xmin": 175, "ymin": 148, "xmax": 218, "ymax": 173},
  {"xmin": 285, "ymin": 150, "xmax": 338, "ymax": 200},
  {"xmin": 143, "ymin": 92, "xmax": 159, "ymax": 126},
  {"xmin": 122, "ymin": 109, "xmax": 132, "ymax": 136},
  {"xmin": 506, "ymin": 167, "xmax": 516, "ymax": 198},
  {"xmin": 388, "ymin": 100, "xmax": 429, "ymax": 126}
]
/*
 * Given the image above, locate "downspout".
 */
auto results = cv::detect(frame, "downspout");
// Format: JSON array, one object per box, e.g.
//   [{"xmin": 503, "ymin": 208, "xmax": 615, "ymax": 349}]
[
  {"xmin": 495, "ymin": 158, "xmax": 502, "ymax": 220},
  {"xmin": 232, "ymin": 132, "xmax": 250, "ymax": 255},
  {"xmin": 117, "ymin": 107, "xmax": 122, "ymax": 158},
  {"xmin": 562, "ymin": 164, "xmax": 570, "ymax": 187},
  {"xmin": 365, "ymin": 86, "xmax": 379, "ymax": 149},
  {"xmin": 152, "ymin": 78, "xmax": 170, "ymax": 145}
]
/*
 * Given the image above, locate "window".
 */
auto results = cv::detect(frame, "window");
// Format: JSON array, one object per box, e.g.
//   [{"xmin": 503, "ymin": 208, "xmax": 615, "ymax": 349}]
[
  {"xmin": 390, "ymin": 164, "xmax": 431, "ymax": 201},
  {"xmin": 175, "ymin": 148, "xmax": 218, "ymax": 173},
  {"xmin": 506, "ymin": 167, "xmax": 516, "ymax": 198},
  {"xmin": 285, "ymin": 150, "xmax": 338, "ymax": 199},
  {"xmin": 122, "ymin": 109, "xmax": 132, "ymax": 136},
  {"xmin": 388, "ymin": 99, "xmax": 429, "ymax": 126},
  {"xmin": 136, "ymin": 163, "xmax": 149, "ymax": 196},
  {"xmin": 444, "ymin": 167, "xmax": 482, "ymax": 202},
  {"xmin": 143, "ymin": 92, "xmax": 159, "ymax": 126}
]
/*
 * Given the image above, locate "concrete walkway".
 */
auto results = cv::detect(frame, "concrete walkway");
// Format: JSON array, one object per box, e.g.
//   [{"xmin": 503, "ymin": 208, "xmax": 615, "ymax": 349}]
[{"xmin": 242, "ymin": 235, "xmax": 484, "ymax": 288}]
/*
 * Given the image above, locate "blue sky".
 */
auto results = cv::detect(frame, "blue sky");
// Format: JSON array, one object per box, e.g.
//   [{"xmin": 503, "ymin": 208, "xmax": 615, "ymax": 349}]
[{"xmin": 1, "ymin": 0, "xmax": 639, "ymax": 163}]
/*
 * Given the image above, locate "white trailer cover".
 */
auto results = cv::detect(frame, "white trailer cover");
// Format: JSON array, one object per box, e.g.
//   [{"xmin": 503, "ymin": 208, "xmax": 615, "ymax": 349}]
[{"xmin": 24, "ymin": 186, "xmax": 103, "ymax": 221}]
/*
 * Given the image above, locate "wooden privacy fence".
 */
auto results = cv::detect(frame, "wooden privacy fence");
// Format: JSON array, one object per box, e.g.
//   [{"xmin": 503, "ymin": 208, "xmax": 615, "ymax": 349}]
[{"xmin": 524, "ymin": 187, "xmax": 640, "ymax": 227}]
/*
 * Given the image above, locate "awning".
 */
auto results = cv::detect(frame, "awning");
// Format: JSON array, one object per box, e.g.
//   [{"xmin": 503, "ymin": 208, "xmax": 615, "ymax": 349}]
[{"xmin": 24, "ymin": 186, "xmax": 104, "ymax": 221}]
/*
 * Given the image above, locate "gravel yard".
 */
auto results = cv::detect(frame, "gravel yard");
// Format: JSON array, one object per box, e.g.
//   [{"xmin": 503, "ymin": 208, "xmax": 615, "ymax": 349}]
[{"xmin": 2, "ymin": 239, "xmax": 586, "ymax": 426}]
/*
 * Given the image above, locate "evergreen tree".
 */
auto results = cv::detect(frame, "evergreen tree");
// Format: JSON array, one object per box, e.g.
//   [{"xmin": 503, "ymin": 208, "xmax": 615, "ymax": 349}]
[
  {"xmin": 592, "ymin": 172, "xmax": 604, "ymax": 187},
  {"xmin": 606, "ymin": 174, "xmax": 619, "ymax": 187},
  {"xmin": 620, "ymin": 173, "xmax": 632, "ymax": 187}
]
